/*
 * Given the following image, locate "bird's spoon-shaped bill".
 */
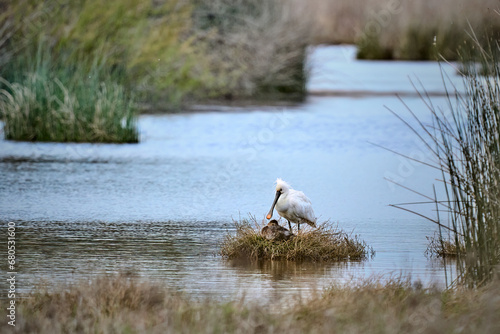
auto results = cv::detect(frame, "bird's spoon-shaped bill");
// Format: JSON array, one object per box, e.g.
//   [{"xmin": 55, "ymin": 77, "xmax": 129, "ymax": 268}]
[{"xmin": 266, "ymin": 190, "xmax": 281, "ymax": 220}]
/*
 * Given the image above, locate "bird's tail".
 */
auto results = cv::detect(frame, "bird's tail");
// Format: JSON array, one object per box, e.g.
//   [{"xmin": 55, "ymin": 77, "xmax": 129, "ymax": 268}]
[{"xmin": 304, "ymin": 219, "xmax": 317, "ymax": 228}]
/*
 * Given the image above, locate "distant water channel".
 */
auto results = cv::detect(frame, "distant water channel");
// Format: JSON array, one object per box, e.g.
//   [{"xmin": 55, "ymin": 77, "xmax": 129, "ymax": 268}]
[{"xmin": 0, "ymin": 46, "xmax": 461, "ymax": 303}]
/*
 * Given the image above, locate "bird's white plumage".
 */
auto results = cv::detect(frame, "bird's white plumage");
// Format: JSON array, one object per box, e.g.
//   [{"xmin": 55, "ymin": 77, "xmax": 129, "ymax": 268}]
[{"xmin": 273, "ymin": 178, "xmax": 317, "ymax": 228}]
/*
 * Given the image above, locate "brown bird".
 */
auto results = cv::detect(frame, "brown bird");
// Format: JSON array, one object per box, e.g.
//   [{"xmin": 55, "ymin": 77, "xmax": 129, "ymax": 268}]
[{"xmin": 261, "ymin": 220, "xmax": 293, "ymax": 241}]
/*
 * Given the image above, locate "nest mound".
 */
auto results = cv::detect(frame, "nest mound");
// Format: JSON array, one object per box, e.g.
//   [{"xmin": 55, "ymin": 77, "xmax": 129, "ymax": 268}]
[{"xmin": 220, "ymin": 217, "xmax": 370, "ymax": 261}]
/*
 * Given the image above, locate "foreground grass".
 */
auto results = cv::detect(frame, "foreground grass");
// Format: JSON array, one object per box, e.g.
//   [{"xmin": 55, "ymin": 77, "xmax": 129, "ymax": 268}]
[
  {"xmin": 5, "ymin": 274, "xmax": 500, "ymax": 333},
  {"xmin": 220, "ymin": 218, "xmax": 369, "ymax": 261}
]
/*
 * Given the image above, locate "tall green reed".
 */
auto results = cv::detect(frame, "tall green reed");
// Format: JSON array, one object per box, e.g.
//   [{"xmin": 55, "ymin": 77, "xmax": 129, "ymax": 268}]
[
  {"xmin": 0, "ymin": 42, "xmax": 138, "ymax": 143},
  {"xmin": 392, "ymin": 33, "xmax": 500, "ymax": 287}
]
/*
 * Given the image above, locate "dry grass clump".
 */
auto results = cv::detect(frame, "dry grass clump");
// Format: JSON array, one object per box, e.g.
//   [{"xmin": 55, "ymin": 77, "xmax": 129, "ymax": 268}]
[
  {"xmin": 5, "ymin": 274, "xmax": 500, "ymax": 334},
  {"xmin": 426, "ymin": 233, "xmax": 463, "ymax": 258},
  {"xmin": 219, "ymin": 218, "xmax": 369, "ymax": 261}
]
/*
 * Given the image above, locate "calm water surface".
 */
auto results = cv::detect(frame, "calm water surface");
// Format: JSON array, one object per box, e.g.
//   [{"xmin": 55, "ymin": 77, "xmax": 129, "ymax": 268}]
[{"xmin": 0, "ymin": 46, "xmax": 459, "ymax": 303}]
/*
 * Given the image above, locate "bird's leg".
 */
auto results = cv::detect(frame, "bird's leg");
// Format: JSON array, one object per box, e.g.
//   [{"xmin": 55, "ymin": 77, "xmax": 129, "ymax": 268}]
[
  {"xmin": 298, "ymin": 223, "xmax": 301, "ymax": 231},
  {"xmin": 288, "ymin": 220, "xmax": 292, "ymax": 232}
]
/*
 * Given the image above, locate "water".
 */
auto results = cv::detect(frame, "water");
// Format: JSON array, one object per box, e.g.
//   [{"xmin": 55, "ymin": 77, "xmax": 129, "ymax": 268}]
[
  {"xmin": 0, "ymin": 46, "xmax": 459, "ymax": 303},
  {"xmin": 307, "ymin": 44, "xmax": 464, "ymax": 95}
]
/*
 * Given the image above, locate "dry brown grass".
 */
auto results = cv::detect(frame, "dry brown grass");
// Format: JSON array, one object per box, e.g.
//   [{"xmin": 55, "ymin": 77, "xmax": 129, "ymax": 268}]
[
  {"xmin": 302, "ymin": 277, "xmax": 500, "ymax": 333},
  {"xmin": 5, "ymin": 274, "xmax": 500, "ymax": 333},
  {"xmin": 192, "ymin": 0, "xmax": 313, "ymax": 100},
  {"xmin": 426, "ymin": 233, "xmax": 462, "ymax": 258},
  {"xmin": 219, "ymin": 217, "xmax": 370, "ymax": 261},
  {"xmin": 308, "ymin": 0, "xmax": 499, "ymax": 43},
  {"xmin": 305, "ymin": 0, "xmax": 500, "ymax": 59}
]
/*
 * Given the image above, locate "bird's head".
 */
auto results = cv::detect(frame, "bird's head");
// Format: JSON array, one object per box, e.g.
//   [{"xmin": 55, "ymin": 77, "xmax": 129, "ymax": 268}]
[
  {"xmin": 266, "ymin": 178, "xmax": 290, "ymax": 219},
  {"xmin": 275, "ymin": 178, "xmax": 290, "ymax": 194},
  {"xmin": 268, "ymin": 219, "xmax": 279, "ymax": 226}
]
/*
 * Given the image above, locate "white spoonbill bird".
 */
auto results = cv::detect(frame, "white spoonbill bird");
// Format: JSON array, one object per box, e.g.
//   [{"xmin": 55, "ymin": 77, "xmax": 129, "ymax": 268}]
[{"xmin": 266, "ymin": 178, "xmax": 317, "ymax": 232}]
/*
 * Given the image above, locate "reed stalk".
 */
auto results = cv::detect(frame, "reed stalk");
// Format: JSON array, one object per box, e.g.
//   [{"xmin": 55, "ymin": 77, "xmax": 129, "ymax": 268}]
[{"xmin": 392, "ymin": 31, "xmax": 500, "ymax": 287}]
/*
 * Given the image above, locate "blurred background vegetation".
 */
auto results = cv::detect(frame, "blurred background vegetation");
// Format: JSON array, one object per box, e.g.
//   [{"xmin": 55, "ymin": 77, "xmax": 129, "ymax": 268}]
[
  {"xmin": 309, "ymin": 0, "xmax": 500, "ymax": 60},
  {"xmin": 0, "ymin": 0, "xmax": 498, "ymax": 142}
]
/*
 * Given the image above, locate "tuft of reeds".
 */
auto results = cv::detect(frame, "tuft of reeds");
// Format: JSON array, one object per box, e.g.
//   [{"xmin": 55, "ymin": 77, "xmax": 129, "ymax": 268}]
[
  {"xmin": 426, "ymin": 233, "xmax": 462, "ymax": 258},
  {"xmin": 219, "ymin": 217, "xmax": 369, "ymax": 261},
  {"xmin": 5, "ymin": 274, "xmax": 500, "ymax": 333},
  {"xmin": 0, "ymin": 48, "xmax": 138, "ymax": 143},
  {"xmin": 390, "ymin": 30, "xmax": 500, "ymax": 287}
]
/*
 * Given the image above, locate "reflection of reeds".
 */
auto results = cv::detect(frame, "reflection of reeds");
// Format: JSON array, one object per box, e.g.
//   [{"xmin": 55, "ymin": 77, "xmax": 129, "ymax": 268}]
[
  {"xmin": 391, "ymin": 31, "xmax": 500, "ymax": 287},
  {"xmin": 9, "ymin": 274, "xmax": 500, "ymax": 333},
  {"xmin": 220, "ymin": 217, "xmax": 369, "ymax": 261}
]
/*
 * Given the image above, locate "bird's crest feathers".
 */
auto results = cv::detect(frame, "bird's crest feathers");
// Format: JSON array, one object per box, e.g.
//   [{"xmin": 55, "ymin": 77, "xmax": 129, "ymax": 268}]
[{"xmin": 275, "ymin": 178, "xmax": 291, "ymax": 192}]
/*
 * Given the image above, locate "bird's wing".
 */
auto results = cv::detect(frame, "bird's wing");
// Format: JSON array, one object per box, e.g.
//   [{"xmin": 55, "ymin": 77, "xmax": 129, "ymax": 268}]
[
  {"xmin": 291, "ymin": 190, "xmax": 312, "ymax": 204},
  {"xmin": 289, "ymin": 190, "xmax": 316, "ymax": 224},
  {"xmin": 300, "ymin": 203, "xmax": 317, "ymax": 224}
]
